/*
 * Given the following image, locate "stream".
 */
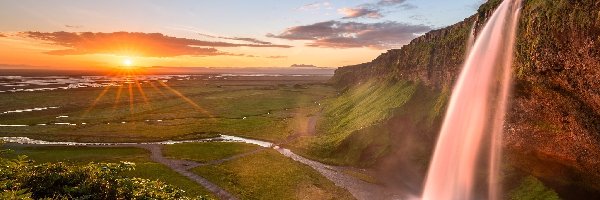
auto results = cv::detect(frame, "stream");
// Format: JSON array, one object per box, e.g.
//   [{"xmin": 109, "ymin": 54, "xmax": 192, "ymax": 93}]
[{"xmin": 1, "ymin": 135, "xmax": 403, "ymax": 200}]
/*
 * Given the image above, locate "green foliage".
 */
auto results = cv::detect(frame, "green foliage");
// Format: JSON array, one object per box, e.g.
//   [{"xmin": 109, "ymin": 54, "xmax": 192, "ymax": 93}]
[
  {"xmin": 290, "ymin": 79, "xmax": 447, "ymax": 167},
  {"xmin": 0, "ymin": 189, "xmax": 32, "ymax": 200},
  {"xmin": 428, "ymin": 86, "xmax": 450, "ymax": 126},
  {"xmin": 0, "ymin": 149, "xmax": 210, "ymax": 200},
  {"xmin": 303, "ymin": 80, "xmax": 416, "ymax": 164},
  {"xmin": 120, "ymin": 163, "xmax": 215, "ymax": 199},
  {"xmin": 4, "ymin": 145, "xmax": 215, "ymax": 198},
  {"xmin": 319, "ymin": 80, "xmax": 417, "ymax": 141},
  {"xmin": 0, "ymin": 156, "xmax": 195, "ymax": 199},
  {"xmin": 508, "ymin": 176, "xmax": 561, "ymax": 200}
]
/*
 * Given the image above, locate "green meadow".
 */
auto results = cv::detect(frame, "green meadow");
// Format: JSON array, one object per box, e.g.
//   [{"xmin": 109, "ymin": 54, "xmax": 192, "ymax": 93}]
[
  {"xmin": 0, "ymin": 78, "xmax": 335, "ymax": 142},
  {"xmin": 0, "ymin": 76, "xmax": 361, "ymax": 200}
]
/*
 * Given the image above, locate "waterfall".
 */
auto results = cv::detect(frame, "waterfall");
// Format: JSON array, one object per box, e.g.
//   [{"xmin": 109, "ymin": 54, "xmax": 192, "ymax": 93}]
[{"xmin": 421, "ymin": 0, "xmax": 522, "ymax": 199}]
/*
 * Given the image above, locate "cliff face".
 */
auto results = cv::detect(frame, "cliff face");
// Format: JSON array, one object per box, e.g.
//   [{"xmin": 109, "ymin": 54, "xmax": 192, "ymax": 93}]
[
  {"xmin": 330, "ymin": 0, "xmax": 600, "ymax": 197},
  {"xmin": 331, "ymin": 16, "xmax": 475, "ymax": 89},
  {"xmin": 507, "ymin": 0, "xmax": 600, "ymax": 195}
]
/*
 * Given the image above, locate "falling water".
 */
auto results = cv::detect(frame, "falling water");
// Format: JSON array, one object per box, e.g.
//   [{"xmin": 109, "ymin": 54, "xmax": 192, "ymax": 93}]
[{"xmin": 421, "ymin": 0, "xmax": 522, "ymax": 200}]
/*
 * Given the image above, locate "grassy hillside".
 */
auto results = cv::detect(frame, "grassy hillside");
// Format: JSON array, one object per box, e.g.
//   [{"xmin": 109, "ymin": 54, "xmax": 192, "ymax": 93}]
[{"xmin": 290, "ymin": 79, "xmax": 449, "ymax": 167}]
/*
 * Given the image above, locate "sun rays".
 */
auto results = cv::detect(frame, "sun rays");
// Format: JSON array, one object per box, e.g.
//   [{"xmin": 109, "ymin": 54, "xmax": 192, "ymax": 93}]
[
  {"xmin": 158, "ymin": 80, "xmax": 213, "ymax": 117},
  {"xmin": 82, "ymin": 68, "xmax": 213, "ymax": 120}
]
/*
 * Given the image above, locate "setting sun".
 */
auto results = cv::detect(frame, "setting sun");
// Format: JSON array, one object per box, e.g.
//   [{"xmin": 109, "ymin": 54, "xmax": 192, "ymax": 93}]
[{"xmin": 123, "ymin": 58, "xmax": 133, "ymax": 67}]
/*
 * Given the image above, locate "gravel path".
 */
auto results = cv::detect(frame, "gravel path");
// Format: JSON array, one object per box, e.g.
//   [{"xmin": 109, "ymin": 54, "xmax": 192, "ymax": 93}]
[{"xmin": 131, "ymin": 144, "xmax": 238, "ymax": 200}]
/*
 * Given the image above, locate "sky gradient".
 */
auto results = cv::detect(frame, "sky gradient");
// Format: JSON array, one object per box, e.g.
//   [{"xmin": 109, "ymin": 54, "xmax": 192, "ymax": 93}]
[{"xmin": 0, "ymin": 0, "xmax": 484, "ymax": 70}]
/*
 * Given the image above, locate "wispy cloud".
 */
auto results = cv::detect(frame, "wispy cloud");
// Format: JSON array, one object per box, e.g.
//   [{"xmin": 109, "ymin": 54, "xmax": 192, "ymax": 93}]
[
  {"xmin": 266, "ymin": 55, "xmax": 287, "ymax": 59},
  {"xmin": 298, "ymin": 1, "xmax": 332, "ymax": 11},
  {"xmin": 245, "ymin": 55, "xmax": 287, "ymax": 59},
  {"xmin": 267, "ymin": 20, "xmax": 431, "ymax": 49},
  {"xmin": 0, "ymin": 33, "xmax": 6, "ymax": 37},
  {"xmin": 65, "ymin": 25, "xmax": 83, "ymax": 29},
  {"xmin": 338, "ymin": 0, "xmax": 415, "ymax": 19},
  {"xmin": 376, "ymin": 0, "xmax": 408, "ymax": 7},
  {"xmin": 198, "ymin": 33, "xmax": 279, "ymax": 45},
  {"xmin": 339, "ymin": 8, "xmax": 382, "ymax": 19},
  {"xmin": 20, "ymin": 31, "xmax": 291, "ymax": 57}
]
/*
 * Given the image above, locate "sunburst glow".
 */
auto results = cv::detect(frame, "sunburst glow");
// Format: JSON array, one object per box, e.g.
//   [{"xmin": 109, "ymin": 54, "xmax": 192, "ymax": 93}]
[{"xmin": 123, "ymin": 58, "xmax": 133, "ymax": 67}]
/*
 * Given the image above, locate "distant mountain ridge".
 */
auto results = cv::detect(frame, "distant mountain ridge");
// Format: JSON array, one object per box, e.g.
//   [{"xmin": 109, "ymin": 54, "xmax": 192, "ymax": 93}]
[
  {"xmin": 0, "ymin": 64, "xmax": 335, "ymax": 76},
  {"xmin": 290, "ymin": 64, "xmax": 319, "ymax": 68}
]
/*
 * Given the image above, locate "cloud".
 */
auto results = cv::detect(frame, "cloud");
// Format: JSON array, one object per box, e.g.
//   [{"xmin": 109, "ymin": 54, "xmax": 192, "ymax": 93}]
[
  {"xmin": 408, "ymin": 15, "xmax": 431, "ymax": 24},
  {"xmin": 198, "ymin": 33, "xmax": 277, "ymax": 45},
  {"xmin": 376, "ymin": 0, "xmax": 408, "ymax": 7},
  {"xmin": 268, "ymin": 20, "xmax": 431, "ymax": 49},
  {"xmin": 266, "ymin": 56, "xmax": 287, "ymax": 59},
  {"xmin": 20, "ymin": 31, "xmax": 291, "ymax": 57},
  {"xmin": 65, "ymin": 25, "xmax": 83, "ymax": 29},
  {"xmin": 338, "ymin": 0, "xmax": 414, "ymax": 19},
  {"xmin": 338, "ymin": 8, "xmax": 382, "ymax": 19},
  {"xmin": 0, "ymin": 33, "xmax": 6, "ymax": 37},
  {"xmin": 298, "ymin": 1, "xmax": 332, "ymax": 11},
  {"xmin": 245, "ymin": 55, "xmax": 287, "ymax": 59}
]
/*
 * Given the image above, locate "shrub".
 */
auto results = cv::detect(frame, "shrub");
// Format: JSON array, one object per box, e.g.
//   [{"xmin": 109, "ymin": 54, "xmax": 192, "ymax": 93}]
[{"xmin": 0, "ymin": 152, "xmax": 203, "ymax": 199}]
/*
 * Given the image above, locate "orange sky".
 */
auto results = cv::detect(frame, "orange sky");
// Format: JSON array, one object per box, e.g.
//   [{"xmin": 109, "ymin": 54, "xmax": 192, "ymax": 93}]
[
  {"xmin": 0, "ymin": 1, "xmax": 481, "ymax": 70},
  {"xmin": 0, "ymin": 33, "xmax": 383, "ymax": 70}
]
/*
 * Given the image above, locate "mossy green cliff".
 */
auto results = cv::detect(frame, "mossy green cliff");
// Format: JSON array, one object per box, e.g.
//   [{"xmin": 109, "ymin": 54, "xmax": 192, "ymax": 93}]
[{"xmin": 308, "ymin": 0, "xmax": 599, "ymax": 198}]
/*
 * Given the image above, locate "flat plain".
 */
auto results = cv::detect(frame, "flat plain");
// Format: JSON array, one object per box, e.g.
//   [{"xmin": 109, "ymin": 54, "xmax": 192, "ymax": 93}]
[{"xmin": 0, "ymin": 75, "xmax": 360, "ymax": 200}]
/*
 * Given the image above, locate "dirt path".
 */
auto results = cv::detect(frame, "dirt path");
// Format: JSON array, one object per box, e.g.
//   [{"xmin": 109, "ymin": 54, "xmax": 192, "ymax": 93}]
[{"xmin": 130, "ymin": 144, "xmax": 238, "ymax": 200}]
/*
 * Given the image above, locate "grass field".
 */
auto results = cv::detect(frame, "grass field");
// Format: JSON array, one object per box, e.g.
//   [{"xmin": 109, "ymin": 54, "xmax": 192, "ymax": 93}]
[
  {"xmin": 192, "ymin": 149, "xmax": 354, "ymax": 200},
  {"xmin": 2, "ymin": 145, "xmax": 215, "ymax": 198},
  {"xmin": 163, "ymin": 142, "xmax": 260, "ymax": 163},
  {"xmin": 0, "ymin": 77, "xmax": 335, "ymax": 142},
  {"xmin": 0, "ymin": 75, "xmax": 362, "ymax": 199}
]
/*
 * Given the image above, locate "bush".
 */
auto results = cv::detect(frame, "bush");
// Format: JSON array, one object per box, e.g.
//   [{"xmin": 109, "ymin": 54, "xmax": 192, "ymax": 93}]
[
  {"xmin": 0, "ymin": 153, "xmax": 204, "ymax": 200},
  {"xmin": 508, "ymin": 176, "xmax": 560, "ymax": 200}
]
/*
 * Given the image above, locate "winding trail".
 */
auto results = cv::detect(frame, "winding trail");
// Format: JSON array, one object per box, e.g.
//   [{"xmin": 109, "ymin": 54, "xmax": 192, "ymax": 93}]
[
  {"xmin": 2, "ymin": 133, "xmax": 404, "ymax": 200},
  {"xmin": 131, "ymin": 144, "xmax": 238, "ymax": 200}
]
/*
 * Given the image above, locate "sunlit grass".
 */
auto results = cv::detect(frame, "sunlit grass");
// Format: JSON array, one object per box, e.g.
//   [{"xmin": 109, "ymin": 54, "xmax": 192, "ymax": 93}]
[
  {"xmin": 0, "ymin": 80, "xmax": 335, "ymax": 142},
  {"xmin": 163, "ymin": 142, "xmax": 260, "ymax": 163},
  {"xmin": 192, "ymin": 149, "xmax": 354, "ymax": 200}
]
